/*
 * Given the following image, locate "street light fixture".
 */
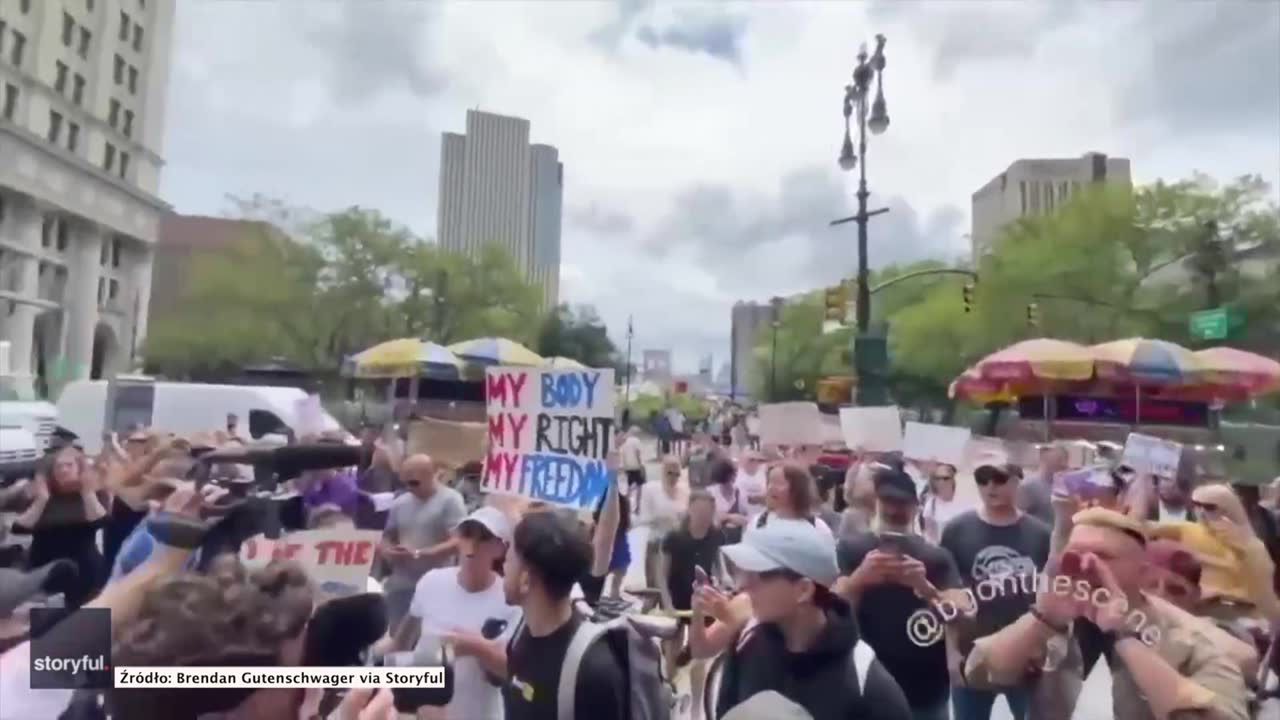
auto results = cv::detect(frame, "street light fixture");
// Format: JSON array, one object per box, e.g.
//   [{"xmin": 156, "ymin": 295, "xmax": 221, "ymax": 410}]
[
  {"xmin": 833, "ymin": 33, "xmax": 892, "ymax": 405},
  {"xmin": 769, "ymin": 297, "xmax": 783, "ymax": 401}
]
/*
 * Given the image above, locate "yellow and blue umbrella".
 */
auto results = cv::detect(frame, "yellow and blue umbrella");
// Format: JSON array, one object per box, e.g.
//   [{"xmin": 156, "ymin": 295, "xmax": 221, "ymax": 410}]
[
  {"xmin": 447, "ymin": 337, "xmax": 544, "ymax": 367},
  {"xmin": 1090, "ymin": 338, "xmax": 1203, "ymax": 385},
  {"xmin": 544, "ymin": 356, "xmax": 586, "ymax": 369},
  {"xmin": 342, "ymin": 338, "xmax": 463, "ymax": 379}
]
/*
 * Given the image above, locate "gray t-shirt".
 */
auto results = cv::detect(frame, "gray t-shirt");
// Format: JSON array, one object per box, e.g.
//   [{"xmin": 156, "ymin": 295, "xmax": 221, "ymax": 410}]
[
  {"xmin": 939, "ymin": 510, "xmax": 1051, "ymax": 654},
  {"xmin": 1016, "ymin": 474, "xmax": 1054, "ymax": 526},
  {"xmin": 383, "ymin": 486, "xmax": 467, "ymax": 593}
]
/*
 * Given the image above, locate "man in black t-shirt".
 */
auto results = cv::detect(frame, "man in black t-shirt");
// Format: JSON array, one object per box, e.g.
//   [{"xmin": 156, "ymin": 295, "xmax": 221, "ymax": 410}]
[
  {"xmin": 502, "ymin": 511, "xmax": 627, "ymax": 720},
  {"xmin": 837, "ymin": 465, "xmax": 961, "ymax": 720},
  {"xmin": 659, "ymin": 490, "xmax": 724, "ymax": 720},
  {"xmin": 940, "ymin": 463, "xmax": 1051, "ymax": 720}
]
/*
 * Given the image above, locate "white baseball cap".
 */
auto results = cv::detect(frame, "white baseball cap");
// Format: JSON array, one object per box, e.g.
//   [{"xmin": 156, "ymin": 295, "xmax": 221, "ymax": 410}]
[
  {"xmin": 455, "ymin": 506, "xmax": 513, "ymax": 545},
  {"xmin": 720, "ymin": 519, "xmax": 839, "ymax": 588}
]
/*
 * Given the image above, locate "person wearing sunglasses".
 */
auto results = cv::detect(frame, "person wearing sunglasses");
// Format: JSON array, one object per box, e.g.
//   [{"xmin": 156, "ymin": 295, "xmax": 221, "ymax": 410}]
[
  {"xmin": 920, "ymin": 464, "xmax": 966, "ymax": 544},
  {"xmin": 939, "ymin": 462, "xmax": 1051, "ymax": 720}
]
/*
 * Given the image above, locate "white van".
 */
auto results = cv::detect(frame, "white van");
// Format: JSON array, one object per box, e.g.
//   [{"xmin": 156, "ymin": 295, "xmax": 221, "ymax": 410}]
[{"xmin": 57, "ymin": 378, "xmax": 348, "ymax": 454}]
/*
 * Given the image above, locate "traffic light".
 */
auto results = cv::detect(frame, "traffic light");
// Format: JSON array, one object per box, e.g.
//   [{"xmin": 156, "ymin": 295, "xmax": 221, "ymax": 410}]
[
  {"xmin": 1026, "ymin": 302, "xmax": 1040, "ymax": 327},
  {"xmin": 824, "ymin": 284, "xmax": 848, "ymax": 323},
  {"xmin": 962, "ymin": 283, "xmax": 975, "ymax": 313}
]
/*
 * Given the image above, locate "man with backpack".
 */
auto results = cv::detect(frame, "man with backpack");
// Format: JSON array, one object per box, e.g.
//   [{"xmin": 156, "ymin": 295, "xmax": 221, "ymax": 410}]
[
  {"xmin": 501, "ymin": 509, "xmax": 629, "ymax": 719},
  {"xmin": 711, "ymin": 519, "xmax": 912, "ymax": 720}
]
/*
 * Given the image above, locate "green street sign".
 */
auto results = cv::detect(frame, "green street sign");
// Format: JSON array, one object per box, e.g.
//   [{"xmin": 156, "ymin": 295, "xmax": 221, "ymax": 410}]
[{"xmin": 1189, "ymin": 307, "xmax": 1229, "ymax": 340}]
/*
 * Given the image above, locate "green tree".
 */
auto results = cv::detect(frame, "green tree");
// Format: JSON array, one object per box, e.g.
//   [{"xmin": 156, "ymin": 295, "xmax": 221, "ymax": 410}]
[
  {"xmin": 751, "ymin": 299, "xmax": 851, "ymax": 402},
  {"xmin": 536, "ymin": 304, "xmax": 620, "ymax": 368}
]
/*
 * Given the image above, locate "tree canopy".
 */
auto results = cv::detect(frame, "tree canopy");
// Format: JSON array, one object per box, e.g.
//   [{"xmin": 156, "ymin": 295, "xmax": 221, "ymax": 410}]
[
  {"xmin": 536, "ymin": 304, "xmax": 620, "ymax": 369},
  {"xmin": 754, "ymin": 173, "xmax": 1280, "ymax": 412},
  {"xmin": 144, "ymin": 200, "xmax": 546, "ymax": 379}
]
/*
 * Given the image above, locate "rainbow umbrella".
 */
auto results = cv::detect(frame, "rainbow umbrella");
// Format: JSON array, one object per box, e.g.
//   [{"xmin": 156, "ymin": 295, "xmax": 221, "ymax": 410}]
[
  {"xmin": 544, "ymin": 356, "xmax": 587, "ymax": 369},
  {"xmin": 969, "ymin": 338, "xmax": 1095, "ymax": 383},
  {"xmin": 342, "ymin": 338, "xmax": 463, "ymax": 379},
  {"xmin": 1193, "ymin": 347, "xmax": 1280, "ymax": 398},
  {"xmin": 447, "ymin": 337, "xmax": 544, "ymax": 367},
  {"xmin": 1090, "ymin": 338, "xmax": 1203, "ymax": 385}
]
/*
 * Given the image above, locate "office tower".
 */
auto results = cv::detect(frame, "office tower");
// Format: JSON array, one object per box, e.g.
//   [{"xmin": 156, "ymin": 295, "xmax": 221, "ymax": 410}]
[
  {"xmin": 729, "ymin": 300, "xmax": 776, "ymax": 400},
  {"xmin": 970, "ymin": 152, "xmax": 1132, "ymax": 262},
  {"xmin": 437, "ymin": 110, "xmax": 563, "ymax": 307},
  {"xmin": 0, "ymin": 0, "xmax": 175, "ymax": 393}
]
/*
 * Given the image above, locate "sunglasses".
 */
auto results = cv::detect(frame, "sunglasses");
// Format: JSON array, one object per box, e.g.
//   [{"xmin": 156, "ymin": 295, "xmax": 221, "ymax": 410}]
[
  {"xmin": 753, "ymin": 568, "xmax": 804, "ymax": 583},
  {"xmin": 933, "ymin": 475, "xmax": 956, "ymax": 483},
  {"xmin": 974, "ymin": 473, "xmax": 1010, "ymax": 486}
]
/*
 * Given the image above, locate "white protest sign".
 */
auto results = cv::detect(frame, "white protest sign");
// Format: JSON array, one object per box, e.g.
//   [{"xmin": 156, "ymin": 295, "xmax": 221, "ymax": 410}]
[
  {"xmin": 482, "ymin": 367, "xmax": 616, "ymax": 510},
  {"xmin": 758, "ymin": 402, "xmax": 823, "ymax": 446},
  {"xmin": 294, "ymin": 394, "xmax": 327, "ymax": 437},
  {"xmin": 1121, "ymin": 433, "xmax": 1182, "ymax": 478},
  {"xmin": 838, "ymin": 406, "xmax": 903, "ymax": 452},
  {"xmin": 238, "ymin": 528, "xmax": 381, "ymax": 599},
  {"xmin": 903, "ymin": 422, "xmax": 971, "ymax": 466}
]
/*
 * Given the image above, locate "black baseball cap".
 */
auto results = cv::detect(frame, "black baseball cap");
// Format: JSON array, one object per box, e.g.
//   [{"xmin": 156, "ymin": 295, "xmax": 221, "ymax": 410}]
[
  {"xmin": 874, "ymin": 466, "xmax": 918, "ymax": 503},
  {"xmin": 974, "ymin": 464, "xmax": 1012, "ymax": 485}
]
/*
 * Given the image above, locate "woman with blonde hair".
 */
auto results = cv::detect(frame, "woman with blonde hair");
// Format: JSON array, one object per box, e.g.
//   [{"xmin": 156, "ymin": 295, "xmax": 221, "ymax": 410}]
[{"xmin": 641, "ymin": 455, "xmax": 689, "ymax": 588}]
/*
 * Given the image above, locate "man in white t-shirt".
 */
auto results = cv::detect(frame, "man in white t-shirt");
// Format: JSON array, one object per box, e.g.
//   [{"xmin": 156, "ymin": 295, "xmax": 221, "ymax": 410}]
[
  {"xmin": 620, "ymin": 426, "xmax": 646, "ymax": 514},
  {"xmin": 734, "ymin": 450, "xmax": 769, "ymax": 518},
  {"xmin": 384, "ymin": 507, "xmax": 522, "ymax": 720}
]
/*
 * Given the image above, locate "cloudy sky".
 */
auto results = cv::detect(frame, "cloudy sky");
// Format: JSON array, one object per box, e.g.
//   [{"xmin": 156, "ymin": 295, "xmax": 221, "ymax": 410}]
[{"xmin": 160, "ymin": 0, "xmax": 1280, "ymax": 373}]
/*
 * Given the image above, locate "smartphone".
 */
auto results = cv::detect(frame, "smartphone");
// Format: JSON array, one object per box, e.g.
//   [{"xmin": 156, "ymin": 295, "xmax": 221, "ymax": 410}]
[
  {"xmin": 878, "ymin": 532, "xmax": 909, "ymax": 556},
  {"xmin": 693, "ymin": 566, "xmax": 710, "ymax": 589}
]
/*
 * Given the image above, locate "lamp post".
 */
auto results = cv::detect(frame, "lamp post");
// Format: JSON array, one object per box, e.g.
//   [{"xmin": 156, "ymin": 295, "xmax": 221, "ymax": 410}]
[
  {"xmin": 769, "ymin": 297, "xmax": 782, "ymax": 401},
  {"xmin": 623, "ymin": 315, "xmax": 634, "ymax": 409},
  {"xmin": 833, "ymin": 33, "xmax": 892, "ymax": 405}
]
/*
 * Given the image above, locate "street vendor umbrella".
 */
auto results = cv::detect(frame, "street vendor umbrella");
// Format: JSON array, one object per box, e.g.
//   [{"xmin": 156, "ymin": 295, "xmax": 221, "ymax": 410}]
[
  {"xmin": 447, "ymin": 337, "xmax": 544, "ymax": 366},
  {"xmin": 968, "ymin": 338, "xmax": 1095, "ymax": 383},
  {"xmin": 342, "ymin": 338, "xmax": 463, "ymax": 379},
  {"xmin": 1192, "ymin": 347, "xmax": 1280, "ymax": 398},
  {"xmin": 544, "ymin": 356, "xmax": 586, "ymax": 369},
  {"xmin": 1090, "ymin": 338, "xmax": 1203, "ymax": 385}
]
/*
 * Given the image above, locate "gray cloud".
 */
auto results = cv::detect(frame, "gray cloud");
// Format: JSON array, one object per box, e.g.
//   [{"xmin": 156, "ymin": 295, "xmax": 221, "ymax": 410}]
[
  {"xmin": 867, "ymin": 1, "xmax": 1083, "ymax": 81},
  {"xmin": 303, "ymin": 3, "xmax": 445, "ymax": 102},
  {"xmin": 569, "ymin": 204, "xmax": 635, "ymax": 235},
  {"xmin": 1113, "ymin": 1, "xmax": 1280, "ymax": 136},
  {"xmin": 635, "ymin": 14, "xmax": 748, "ymax": 66},
  {"xmin": 648, "ymin": 169, "xmax": 965, "ymax": 297}
]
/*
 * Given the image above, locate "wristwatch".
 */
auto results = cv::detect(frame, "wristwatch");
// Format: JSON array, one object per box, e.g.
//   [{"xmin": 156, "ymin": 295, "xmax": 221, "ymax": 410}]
[{"xmin": 1029, "ymin": 607, "xmax": 1069, "ymax": 635}]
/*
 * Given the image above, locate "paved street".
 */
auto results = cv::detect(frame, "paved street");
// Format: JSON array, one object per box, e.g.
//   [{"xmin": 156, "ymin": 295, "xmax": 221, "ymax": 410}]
[{"xmin": 625, "ymin": 441, "xmax": 1112, "ymax": 719}]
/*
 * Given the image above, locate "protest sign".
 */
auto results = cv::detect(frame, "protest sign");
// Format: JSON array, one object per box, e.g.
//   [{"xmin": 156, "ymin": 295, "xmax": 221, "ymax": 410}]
[
  {"xmin": 407, "ymin": 415, "xmax": 486, "ymax": 469},
  {"xmin": 482, "ymin": 367, "xmax": 616, "ymax": 510},
  {"xmin": 903, "ymin": 422, "xmax": 971, "ymax": 466},
  {"xmin": 239, "ymin": 528, "xmax": 381, "ymax": 599},
  {"xmin": 838, "ymin": 406, "xmax": 903, "ymax": 452},
  {"xmin": 759, "ymin": 402, "xmax": 823, "ymax": 447},
  {"xmin": 1121, "ymin": 433, "xmax": 1182, "ymax": 478}
]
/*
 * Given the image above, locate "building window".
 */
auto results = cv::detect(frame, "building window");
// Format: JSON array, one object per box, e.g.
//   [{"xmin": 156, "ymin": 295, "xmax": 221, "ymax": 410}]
[
  {"xmin": 127, "ymin": 66, "xmax": 138, "ymax": 94},
  {"xmin": 1044, "ymin": 182, "xmax": 1055, "ymax": 212},
  {"xmin": 99, "ymin": 238, "xmax": 110, "ymax": 265},
  {"xmin": 111, "ymin": 237, "xmax": 121, "ymax": 267},
  {"xmin": 21, "ymin": 0, "xmax": 32, "ymax": 13},
  {"xmin": 56, "ymin": 221, "xmax": 69, "ymax": 252},
  {"xmin": 114, "ymin": 55, "xmax": 125, "ymax": 84},
  {"xmin": 47, "ymin": 110, "xmax": 63, "ymax": 143},
  {"xmin": 119, "ymin": 152, "xmax": 130, "ymax": 179},
  {"xmin": 108, "ymin": 98, "xmax": 120, "ymax": 126},
  {"xmin": 87, "ymin": 0, "xmax": 95, "ymax": 11},
  {"xmin": 119, "ymin": 11, "xmax": 130, "ymax": 41},
  {"xmin": 72, "ymin": 74, "xmax": 85, "ymax": 105},
  {"xmin": 55, "ymin": 61, "xmax": 69, "ymax": 92},
  {"xmin": 78, "ymin": 27, "xmax": 91, "ymax": 59},
  {"xmin": 41, "ymin": 216, "xmax": 54, "ymax": 248},
  {"xmin": 10, "ymin": 31, "xmax": 26, "ymax": 67},
  {"xmin": 103, "ymin": 142, "xmax": 116, "ymax": 172},
  {"xmin": 109, "ymin": 278, "xmax": 120, "ymax": 301},
  {"xmin": 63, "ymin": 13, "xmax": 76, "ymax": 47},
  {"xmin": 1, "ymin": 83, "xmax": 15, "ymax": 121},
  {"xmin": 123, "ymin": 109, "xmax": 134, "ymax": 137},
  {"xmin": 97, "ymin": 278, "xmax": 105, "ymax": 304},
  {"xmin": 67, "ymin": 122, "xmax": 80, "ymax": 152},
  {"xmin": 0, "ymin": 21, "xmax": 6, "ymax": 58},
  {"xmin": 1059, "ymin": 181, "xmax": 1069, "ymax": 203},
  {"xmin": 1018, "ymin": 181, "xmax": 1027, "ymax": 215},
  {"xmin": 133, "ymin": 25, "xmax": 143, "ymax": 52}
]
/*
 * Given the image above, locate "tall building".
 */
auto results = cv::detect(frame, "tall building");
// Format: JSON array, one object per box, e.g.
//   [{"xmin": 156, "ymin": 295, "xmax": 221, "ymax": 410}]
[
  {"xmin": 970, "ymin": 152, "xmax": 1131, "ymax": 262},
  {"xmin": 0, "ymin": 0, "xmax": 175, "ymax": 394},
  {"xmin": 437, "ymin": 110, "xmax": 563, "ymax": 308},
  {"xmin": 729, "ymin": 301, "xmax": 776, "ymax": 400},
  {"xmin": 642, "ymin": 349, "xmax": 671, "ymax": 382}
]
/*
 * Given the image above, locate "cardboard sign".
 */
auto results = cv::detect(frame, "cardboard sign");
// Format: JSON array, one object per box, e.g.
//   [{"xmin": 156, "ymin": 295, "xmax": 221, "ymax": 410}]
[
  {"xmin": 482, "ymin": 367, "xmax": 616, "ymax": 510},
  {"xmin": 239, "ymin": 528, "xmax": 381, "ymax": 599},
  {"xmin": 407, "ymin": 415, "xmax": 487, "ymax": 469},
  {"xmin": 759, "ymin": 402, "xmax": 823, "ymax": 446},
  {"xmin": 1121, "ymin": 433, "xmax": 1182, "ymax": 478},
  {"xmin": 903, "ymin": 422, "xmax": 971, "ymax": 466},
  {"xmin": 838, "ymin": 406, "xmax": 903, "ymax": 452}
]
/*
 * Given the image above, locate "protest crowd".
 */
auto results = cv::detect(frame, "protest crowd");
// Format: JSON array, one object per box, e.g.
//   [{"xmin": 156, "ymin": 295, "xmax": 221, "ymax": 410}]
[{"xmin": 2, "ymin": 391, "xmax": 1280, "ymax": 720}]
